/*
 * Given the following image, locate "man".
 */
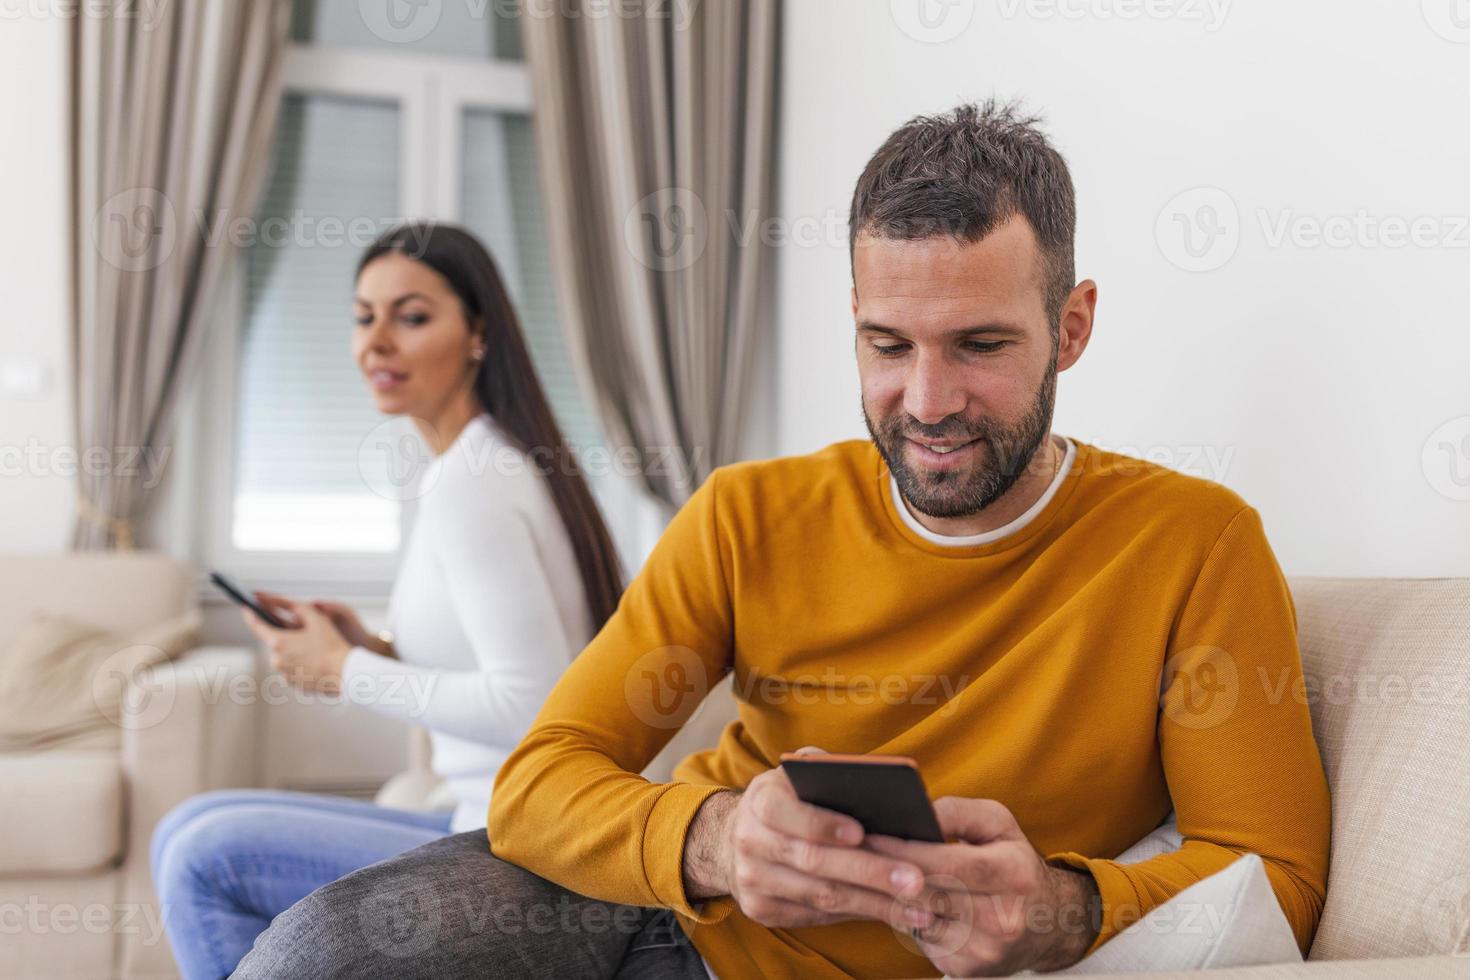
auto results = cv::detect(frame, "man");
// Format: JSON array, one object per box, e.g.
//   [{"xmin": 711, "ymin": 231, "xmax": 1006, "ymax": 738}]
[{"xmin": 237, "ymin": 101, "xmax": 1329, "ymax": 979}]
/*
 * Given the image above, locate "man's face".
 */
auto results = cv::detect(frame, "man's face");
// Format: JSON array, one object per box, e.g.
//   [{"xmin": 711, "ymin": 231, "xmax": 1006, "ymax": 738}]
[{"xmin": 853, "ymin": 216, "xmax": 1061, "ymax": 519}]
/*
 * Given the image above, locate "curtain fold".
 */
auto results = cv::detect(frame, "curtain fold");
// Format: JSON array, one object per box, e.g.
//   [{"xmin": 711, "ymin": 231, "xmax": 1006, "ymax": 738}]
[
  {"xmin": 68, "ymin": 0, "xmax": 291, "ymax": 549},
  {"xmin": 522, "ymin": 0, "xmax": 780, "ymax": 509}
]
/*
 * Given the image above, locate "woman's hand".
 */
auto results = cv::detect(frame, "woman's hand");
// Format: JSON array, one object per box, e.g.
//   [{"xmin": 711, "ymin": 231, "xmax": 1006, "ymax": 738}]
[
  {"xmin": 241, "ymin": 597, "xmax": 352, "ymax": 695},
  {"xmin": 310, "ymin": 599, "xmax": 394, "ymax": 658},
  {"xmin": 251, "ymin": 589, "xmax": 303, "ymax": 629}
]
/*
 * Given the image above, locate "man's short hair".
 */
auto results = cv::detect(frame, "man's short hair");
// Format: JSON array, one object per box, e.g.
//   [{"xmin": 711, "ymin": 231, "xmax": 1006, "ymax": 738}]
[{"xmin": 848, "ymin": 100, "xmax": 1077, "ymax": 333}]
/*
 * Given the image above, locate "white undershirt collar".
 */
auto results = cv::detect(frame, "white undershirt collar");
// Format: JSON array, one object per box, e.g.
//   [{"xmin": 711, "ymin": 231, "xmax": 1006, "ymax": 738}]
[{"xmin": 890, "ymin": 434, "xmax": 1075, "ymax": 547}]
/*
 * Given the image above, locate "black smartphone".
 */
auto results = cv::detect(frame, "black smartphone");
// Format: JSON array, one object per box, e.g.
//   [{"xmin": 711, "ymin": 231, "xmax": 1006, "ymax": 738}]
[
  {"xmin": 209, "ymin": 570, "xmax": 292, "ymax": 629},
  {"xmin": 779, "ymin": 753, "xmax": 944, "ymax": 843}
]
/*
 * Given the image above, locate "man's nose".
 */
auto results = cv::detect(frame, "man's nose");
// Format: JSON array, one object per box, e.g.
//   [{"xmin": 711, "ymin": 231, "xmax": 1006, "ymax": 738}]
[{"xmin": 901, "ymin": 353, "xmax": 967, "ymax": 425}]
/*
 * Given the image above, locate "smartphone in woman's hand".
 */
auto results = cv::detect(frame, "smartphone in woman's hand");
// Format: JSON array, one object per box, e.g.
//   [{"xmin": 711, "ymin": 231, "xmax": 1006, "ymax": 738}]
[{"xmin": 209, "ymin": 571, "xmax": 295, "ymax": 629}]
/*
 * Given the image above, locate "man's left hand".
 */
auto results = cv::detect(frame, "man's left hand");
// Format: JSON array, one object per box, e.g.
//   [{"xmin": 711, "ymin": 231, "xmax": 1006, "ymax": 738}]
[{"xmin": 865, "ymin": 796, "xmax": 1100, "ymax": 976}]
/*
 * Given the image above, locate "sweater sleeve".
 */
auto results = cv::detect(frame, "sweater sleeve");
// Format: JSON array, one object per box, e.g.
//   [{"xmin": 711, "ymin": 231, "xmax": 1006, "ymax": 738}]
[
  {"xmin": 488, "ymin": 468, "xmax": 737, "ymax": 922},
  {"xmin": 340, "ymin": 482, "xmax": 577, "ymax": 748},
  {"xmin": 1045, "ymin": 506, "xmax": 1332, "ymax": 959}
]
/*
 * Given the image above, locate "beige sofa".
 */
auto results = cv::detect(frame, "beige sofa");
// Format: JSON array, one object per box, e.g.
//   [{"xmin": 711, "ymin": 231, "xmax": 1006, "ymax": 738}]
[
  {"xmin": 385, "ymin": 576, "xmax": 1470, "ymax": 977},
  {"xmin": 0, "ymin": 553, "xmax": 258, "ymax": 980}
]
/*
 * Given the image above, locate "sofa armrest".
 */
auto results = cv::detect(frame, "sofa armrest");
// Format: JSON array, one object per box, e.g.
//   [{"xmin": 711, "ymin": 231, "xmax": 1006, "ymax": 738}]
[
  {"xmin": 1064, "ymin": 954, "xmax": 1468, "ymax": 979},
  {"xmin": 120, "ymin": 645, "xmax": 260, "ymax": 798},
  {"xmin": 118, "ymin": 645, "xmax": 259, "ymax": 980}
]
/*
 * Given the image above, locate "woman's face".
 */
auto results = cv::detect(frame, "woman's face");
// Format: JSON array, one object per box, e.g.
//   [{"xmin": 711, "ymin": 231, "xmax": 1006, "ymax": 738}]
[{"xmin": 352, "ymin": 252, "xmax": 482, "ymax": 419}]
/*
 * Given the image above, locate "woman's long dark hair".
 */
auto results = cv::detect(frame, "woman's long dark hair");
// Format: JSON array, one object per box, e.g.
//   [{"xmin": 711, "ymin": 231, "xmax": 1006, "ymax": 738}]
[{"xmin": 358, "ymin": 221, "xmax": 624, "ymax": 631}]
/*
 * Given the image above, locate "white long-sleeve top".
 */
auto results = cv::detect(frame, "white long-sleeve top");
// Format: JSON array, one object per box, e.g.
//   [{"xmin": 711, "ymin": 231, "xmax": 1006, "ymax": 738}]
[{"xmin": 342, "ymin": 413, "xmax": 594, "ymax": 832}]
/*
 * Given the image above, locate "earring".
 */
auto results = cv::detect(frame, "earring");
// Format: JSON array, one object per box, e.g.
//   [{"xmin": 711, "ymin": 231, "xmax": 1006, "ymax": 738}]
[{"xmin": 471, "ymin": 348, "xmax": 485, "ymax": 361}]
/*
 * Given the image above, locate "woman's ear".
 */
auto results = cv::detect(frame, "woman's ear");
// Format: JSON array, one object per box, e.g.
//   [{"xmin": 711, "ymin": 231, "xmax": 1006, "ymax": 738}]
[{"xmin": 468, "ymin": 319, "xmax": 487, "ymax": 361}]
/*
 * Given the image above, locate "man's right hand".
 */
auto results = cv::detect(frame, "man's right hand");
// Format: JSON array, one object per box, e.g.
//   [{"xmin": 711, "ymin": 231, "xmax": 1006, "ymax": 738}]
[{"xmin": 681, "ymin": 748, "xmax": 938, "ymax": 932}]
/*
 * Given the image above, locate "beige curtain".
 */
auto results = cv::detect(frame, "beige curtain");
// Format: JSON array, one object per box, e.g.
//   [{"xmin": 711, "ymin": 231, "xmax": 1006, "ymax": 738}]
[
  {"xmin": 68, "ymin": 0, "xmax": 291, "ymax": 549},
  {"xmin": 522, "ymin": 0, "xmax": 779, "ymax": 508}
]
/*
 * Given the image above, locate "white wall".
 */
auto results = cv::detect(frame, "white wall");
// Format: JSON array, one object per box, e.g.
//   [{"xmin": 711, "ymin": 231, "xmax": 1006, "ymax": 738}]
[
  {"xmin": 771, "ymin": 0, "xmax": 1470, "ymax": 577},
  {"xmin": 0, "ymin": 14, "xmax": 73, "ymax": 552}
]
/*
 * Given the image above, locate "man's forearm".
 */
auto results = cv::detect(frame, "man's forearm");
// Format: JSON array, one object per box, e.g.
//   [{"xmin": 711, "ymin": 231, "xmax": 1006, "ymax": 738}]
[{"xmin": 682, "ymin": 789, "xmax": 740, "ymax": 901}]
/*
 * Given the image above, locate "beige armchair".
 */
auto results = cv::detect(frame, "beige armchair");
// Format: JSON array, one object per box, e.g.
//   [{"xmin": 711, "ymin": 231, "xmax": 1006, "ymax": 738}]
[{"xmin": 0, "ymin": 553, "xmax": 258, "ymax": 980}]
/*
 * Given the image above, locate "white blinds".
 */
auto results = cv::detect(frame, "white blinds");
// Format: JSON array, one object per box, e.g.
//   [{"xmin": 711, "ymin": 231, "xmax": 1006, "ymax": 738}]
[
  {"xmin": 288, "ymin": 0, "xmax": 524, "ymax": 61},
  {"xmin": 233, "ymin": 93, "xmax": 402, "ymax": 552}
]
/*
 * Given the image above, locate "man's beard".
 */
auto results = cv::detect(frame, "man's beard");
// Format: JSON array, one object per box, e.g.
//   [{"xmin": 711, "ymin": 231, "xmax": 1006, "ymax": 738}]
[{"xmin": 864, "ymin": 354, "xmax": 1058, "ymax": 520}]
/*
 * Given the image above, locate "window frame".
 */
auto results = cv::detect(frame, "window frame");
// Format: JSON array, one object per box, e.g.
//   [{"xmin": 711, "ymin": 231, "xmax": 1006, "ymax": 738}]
[{"xmin": 192, "ymin": 42, "xmax": 535, "ymax": 597}]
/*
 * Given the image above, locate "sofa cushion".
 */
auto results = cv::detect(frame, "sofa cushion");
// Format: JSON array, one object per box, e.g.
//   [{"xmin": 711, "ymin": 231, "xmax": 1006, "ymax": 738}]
[
  {"xmin": 1287, "ymin": 577, "xmax": 1470, "ymax": 960},
  {"xmin": 0, "ymin": 609, "xmax": 199, "ymax": 752},
  {"xmin": 0, "ymin": 751, "xmax": 123, "ymax": 875}
]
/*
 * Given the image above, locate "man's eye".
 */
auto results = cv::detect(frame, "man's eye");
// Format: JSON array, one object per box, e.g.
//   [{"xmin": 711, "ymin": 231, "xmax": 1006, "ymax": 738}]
[
  {"xmin": 873, "ymin": 344, "xmax": 909, "ymax": 357},
  {"xmin": 402, "ymin": 314, "xmax": 429, "ymax": 326},
  {"xmin": 965, "ymin": 341, "xmax": 1006, "ymax": 353}
]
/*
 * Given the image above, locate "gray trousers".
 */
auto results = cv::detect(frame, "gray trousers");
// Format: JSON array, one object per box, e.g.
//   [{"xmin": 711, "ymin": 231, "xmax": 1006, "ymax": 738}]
[{"xmin": 230, "ymin": 830, "xmax": 710, "ymax": 979}]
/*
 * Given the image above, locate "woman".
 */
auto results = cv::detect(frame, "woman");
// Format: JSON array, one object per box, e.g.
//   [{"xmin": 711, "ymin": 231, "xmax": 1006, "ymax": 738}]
[{"xmin": 152, "ymin": 222, "xmax": 624, "ymax": 979}]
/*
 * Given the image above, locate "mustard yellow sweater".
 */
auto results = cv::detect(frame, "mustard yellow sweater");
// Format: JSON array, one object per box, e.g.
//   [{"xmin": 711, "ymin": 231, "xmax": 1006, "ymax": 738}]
[{"xmin": 489, "ymin": 438, "xmax": 1331, "ymax": 979}]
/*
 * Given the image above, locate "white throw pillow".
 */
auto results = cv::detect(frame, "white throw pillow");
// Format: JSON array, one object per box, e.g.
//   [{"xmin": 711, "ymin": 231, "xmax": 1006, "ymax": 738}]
[
  {"xmin": 1112, "ymin": 809, "xmax": 1184, "ymax": 864},
  {"xmin": 1054, "ymin": 851, "xmax": 1302, "ymax": 974},
  {"xmin": 1002, "ymin": 812, "xmax": 1302, "ymax": 976}
]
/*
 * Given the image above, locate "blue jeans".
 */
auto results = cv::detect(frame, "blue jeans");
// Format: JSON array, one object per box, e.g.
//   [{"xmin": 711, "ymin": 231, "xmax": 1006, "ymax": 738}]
[{"xmin": 151, "ymin": 789, "xmax": 454, "ymax": 980}]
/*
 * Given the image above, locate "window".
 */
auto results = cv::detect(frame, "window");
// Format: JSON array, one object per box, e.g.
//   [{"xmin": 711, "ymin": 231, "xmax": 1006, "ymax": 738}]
[{"xmin": 198, "ymin": 6, "xmax": 602, "ymax": 590}]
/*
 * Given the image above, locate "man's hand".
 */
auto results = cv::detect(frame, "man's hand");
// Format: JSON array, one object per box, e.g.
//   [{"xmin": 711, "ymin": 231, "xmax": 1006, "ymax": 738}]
[
  {"xmin": 864, "ymin": 796, "xmax": 1101, "ymax": 976},
  {"xmin": 681, "ymin": 748, "xmax": 939, "ymax": 933}
]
